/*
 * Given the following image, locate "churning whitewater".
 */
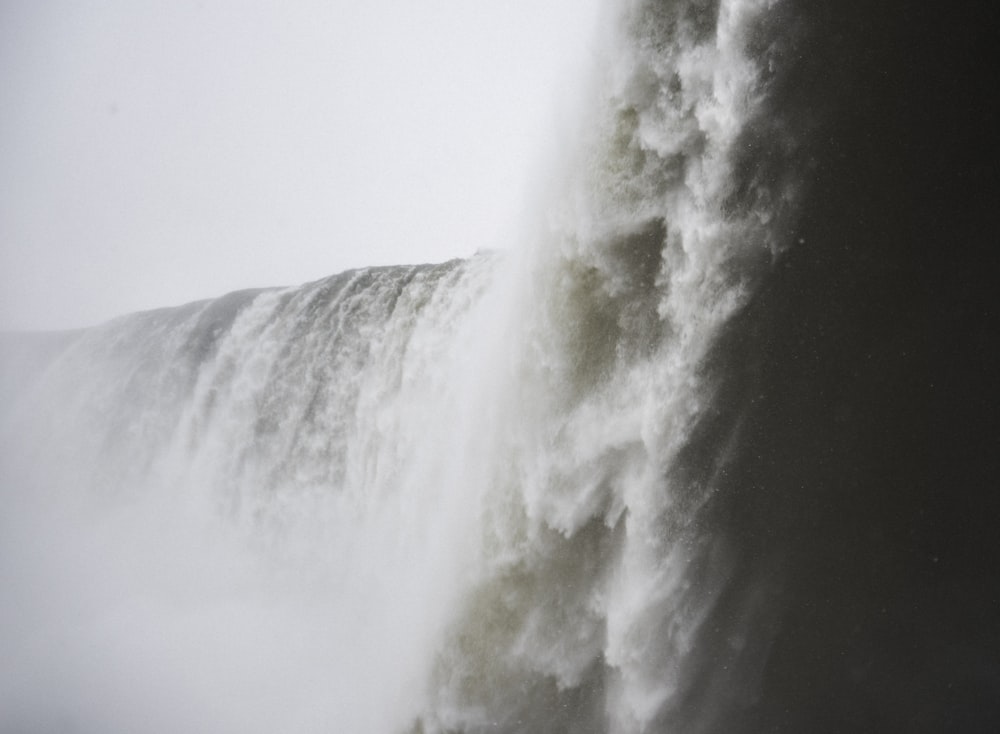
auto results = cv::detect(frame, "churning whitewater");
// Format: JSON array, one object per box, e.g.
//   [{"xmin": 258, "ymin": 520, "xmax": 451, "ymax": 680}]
[{"xmin": 1, "ymin": 1, "xmax": 806, "ymax": 732}]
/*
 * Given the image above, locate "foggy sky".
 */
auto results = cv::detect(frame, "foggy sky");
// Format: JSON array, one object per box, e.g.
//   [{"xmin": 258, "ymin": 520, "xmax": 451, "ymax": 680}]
[{"xmin": 0, "ymin": 0, "xmax": 599, "ymax": 331}]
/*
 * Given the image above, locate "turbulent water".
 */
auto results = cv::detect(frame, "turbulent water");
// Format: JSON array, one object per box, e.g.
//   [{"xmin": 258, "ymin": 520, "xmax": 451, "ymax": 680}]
[{"xmin": 2, "ymin": 0, "xmax": 999, "ymax": 732}]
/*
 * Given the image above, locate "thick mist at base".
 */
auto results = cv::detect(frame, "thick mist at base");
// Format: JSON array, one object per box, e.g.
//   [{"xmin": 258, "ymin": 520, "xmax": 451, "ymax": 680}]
[{"xmin": 4, "ymin": 0, "xmax": 999, "ymax": 732}]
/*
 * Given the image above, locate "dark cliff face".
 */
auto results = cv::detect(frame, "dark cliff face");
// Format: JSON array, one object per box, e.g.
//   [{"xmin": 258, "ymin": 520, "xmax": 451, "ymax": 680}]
[{"xmin": 695, "ymin": 1, "xmax": 1000, "ymax": 731}]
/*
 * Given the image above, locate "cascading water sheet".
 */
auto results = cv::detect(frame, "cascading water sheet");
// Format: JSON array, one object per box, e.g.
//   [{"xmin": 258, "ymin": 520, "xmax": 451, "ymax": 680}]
[
  {"xmin": 2, "ymin": 255, "xmax": 520, "ymax": 733},
  {"xmin": 413, "ymin": 1, "xmax": 799, "ymax": 731}
]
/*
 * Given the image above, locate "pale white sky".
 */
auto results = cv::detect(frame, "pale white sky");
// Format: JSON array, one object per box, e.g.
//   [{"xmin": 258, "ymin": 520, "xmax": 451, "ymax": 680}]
[{"xmin": 0, "ymin": 0, "xmax": 601, "ymax": 330}]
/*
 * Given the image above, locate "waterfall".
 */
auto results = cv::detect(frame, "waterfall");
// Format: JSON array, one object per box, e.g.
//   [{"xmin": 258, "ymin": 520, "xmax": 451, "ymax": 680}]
[
  {"xmin": 7, "ymin": 0, "xmax": 994, "ymax": 731},
  {"xmin": 1, "ymin": 2, "xmax": 795, "ymax": 732}
]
